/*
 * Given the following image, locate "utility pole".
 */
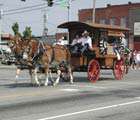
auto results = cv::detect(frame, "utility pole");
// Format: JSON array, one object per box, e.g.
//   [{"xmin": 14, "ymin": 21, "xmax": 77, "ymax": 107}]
[
  {"xmin": 0, "ymin": 4, "xmax": 3, "ymax": 50},
  {"xmin": 42, "ymin": 0, "xmax": 53, "ymax": 37},
  {"xmin": 42, "ymin": 0, "xmax": 48, "ymax": 37},
  {"xmin": 93, "ymin": 0, "xmax": 96, "ymax": 23},
  {"xmin": 67, "ymin": 0, "xmax": 70, "ymax": 22},
  {"xmin": 43, "ymin": 5, "xmax": 48, "ymax": 37},
  {"xmin": 67, "ymin": 0, "xmax": 74, "ymax": 22}
]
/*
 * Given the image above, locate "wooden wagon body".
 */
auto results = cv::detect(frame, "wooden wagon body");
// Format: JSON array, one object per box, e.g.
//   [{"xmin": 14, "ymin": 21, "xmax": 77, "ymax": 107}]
[{"xmin": 57, "ymin": 21, "xmax": 130, "ymax": 82}]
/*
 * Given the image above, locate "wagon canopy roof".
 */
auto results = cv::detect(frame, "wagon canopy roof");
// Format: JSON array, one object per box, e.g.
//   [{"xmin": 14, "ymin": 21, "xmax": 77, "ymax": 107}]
[{"xmin": 57, "ymin": 21, "xmax": 129, "ymax": 31}]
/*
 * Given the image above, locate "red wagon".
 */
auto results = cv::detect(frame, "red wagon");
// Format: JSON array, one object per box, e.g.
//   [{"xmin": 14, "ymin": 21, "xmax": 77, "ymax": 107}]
[{"xmin": 57, "ymin": 21, "xmax": 130, "ymax": 82}]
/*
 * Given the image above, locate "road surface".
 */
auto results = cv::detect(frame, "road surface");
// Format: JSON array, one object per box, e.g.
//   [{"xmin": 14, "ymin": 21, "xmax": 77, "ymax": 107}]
[{"xmin": 0, "ymin": 66, "xmax": 140, "ymax": 120}]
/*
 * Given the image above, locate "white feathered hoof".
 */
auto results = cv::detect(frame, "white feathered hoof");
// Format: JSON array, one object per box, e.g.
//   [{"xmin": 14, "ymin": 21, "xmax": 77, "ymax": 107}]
[
  {"xmin": 44, "ymin": 82, "xmax": 49, "ymax": 86},
  {"xmin": 53, "ymin": 82, "xmax": 58, "ymax": 87},
  {"xmin": 70, "ymin": 81, "xmax": 74, "ymax": 84}
]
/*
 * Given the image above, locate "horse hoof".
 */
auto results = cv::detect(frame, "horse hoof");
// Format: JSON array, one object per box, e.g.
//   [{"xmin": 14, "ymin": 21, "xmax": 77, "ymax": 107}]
[
  {"xmin": 53, "ymin": 83, "xmax": 57, "ymax": 87},
  {"xmin": 70, "ymin": 82, "xmax": 74, "ymax": 84},
  {"xmin": 44, "ymin": 83, "xmax": 48, "ymax": 86}
]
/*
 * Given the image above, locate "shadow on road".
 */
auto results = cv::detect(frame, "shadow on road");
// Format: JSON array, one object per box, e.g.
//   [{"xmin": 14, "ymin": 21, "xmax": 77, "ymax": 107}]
[
  {"xmin": 74, "ymin": 76, "xmax": 115, "ymax": 83},
  {"xmin": 0, "ymin": 83, "xmax": 35, "ymax": 88},
  {"xmin": 0, "ymin": 76, "xmax": 116, "ymax": 88}
]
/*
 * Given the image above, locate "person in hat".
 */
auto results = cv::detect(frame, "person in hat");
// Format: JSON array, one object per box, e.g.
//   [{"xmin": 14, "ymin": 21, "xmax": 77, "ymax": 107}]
[
  {"xmin": 70, "ymin": 34, "xmax": 82, "ymax": 53},
  {"xmin": 79, "ymin": 30, "xmax": 93, "ymax": 54},
  {"xmin": 120, "ymin": 33, "xmax": 127, "ymax": 48}
]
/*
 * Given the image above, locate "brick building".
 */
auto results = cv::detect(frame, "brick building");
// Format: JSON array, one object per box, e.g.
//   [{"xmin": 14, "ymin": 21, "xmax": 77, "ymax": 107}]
[{"xmin": 78, "ymin": 2, "xmax": 140, "ymax": 50}]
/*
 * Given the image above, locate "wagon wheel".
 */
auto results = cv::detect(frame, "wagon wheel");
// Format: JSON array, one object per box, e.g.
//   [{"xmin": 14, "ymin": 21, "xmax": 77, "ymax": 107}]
[
  {"xmin": 88, "ymin": 59, "xmax": 100, "ymax": 83},
  {"xmin": 113, "ymin": 58, "xmax": 125, "ymax": 80}
]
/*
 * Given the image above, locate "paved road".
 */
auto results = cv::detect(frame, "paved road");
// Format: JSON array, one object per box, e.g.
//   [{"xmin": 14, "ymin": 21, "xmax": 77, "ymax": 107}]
[{"xmin": 0, "ymin": 66, "xmax": 140, "ymax": 120}]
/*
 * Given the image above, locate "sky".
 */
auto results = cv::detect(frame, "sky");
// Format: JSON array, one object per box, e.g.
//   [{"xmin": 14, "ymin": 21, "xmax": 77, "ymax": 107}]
[{"xmin": 0, "ymin": 0, "xmax": 140, "ymax": 36}]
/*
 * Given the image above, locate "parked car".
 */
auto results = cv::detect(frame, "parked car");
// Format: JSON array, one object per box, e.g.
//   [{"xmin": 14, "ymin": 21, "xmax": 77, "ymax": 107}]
[{"xmin": 1, "ymin": 52, "xmax": 16, "ymax": 65}]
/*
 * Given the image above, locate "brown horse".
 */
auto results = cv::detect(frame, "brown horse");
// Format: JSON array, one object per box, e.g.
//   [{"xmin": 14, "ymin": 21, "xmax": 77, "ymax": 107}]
[
  {"xmin": 26, "ymin": 40, "xmax": 73, "ymax": 86},
  {"xmin": 27, "ymin": 39, "xmax": 54, "ymax": 86},
  {"xmin": 8, "ymin": 35, "xmax": 37, "ymax": 85},
  {"xmin": 52, "ymin": 44, "xmax": 73, "ymax": 86}
]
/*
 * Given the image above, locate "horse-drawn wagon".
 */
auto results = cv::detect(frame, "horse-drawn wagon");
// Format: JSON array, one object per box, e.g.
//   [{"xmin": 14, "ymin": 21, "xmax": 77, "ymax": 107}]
[{"xmin": 57, "ymin": 21, "xmax": 130, "ymax": 83}]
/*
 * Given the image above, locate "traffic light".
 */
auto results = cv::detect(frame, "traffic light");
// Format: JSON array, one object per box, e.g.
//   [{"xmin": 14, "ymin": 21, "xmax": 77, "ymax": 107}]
[{"xmin": 47, "ymin": 0, "xmax": 53, "ymax": 7}]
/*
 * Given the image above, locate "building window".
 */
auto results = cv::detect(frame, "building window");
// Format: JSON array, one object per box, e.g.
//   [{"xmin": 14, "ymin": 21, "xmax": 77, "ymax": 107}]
[
  {"xmin": 100, "ymin": 19, "xmax": 106, "ymax": 24},
  {"xmin": 120, "ymin": 17, "xmax": 127, "ymax": 27},
  {"xmin": 85, "ymin": 16, "xmax": 92, "ymax": 23},
  {"xmin": 110, "ymin": 18, "xmax": 116, "ymax": 25}
]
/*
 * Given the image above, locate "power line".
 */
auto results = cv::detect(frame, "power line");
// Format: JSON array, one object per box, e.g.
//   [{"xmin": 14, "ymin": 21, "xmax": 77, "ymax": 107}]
[
  {"xmin": 4, "ymin": 3, "xmax": 45, "ymax": 13},
  {"xmin": 4, "ymin": 6, "xmax": 47, "ymax": 16},
  {"xmin": 3, "ymin": 2, "xmax": 63, "ymax": 16}
]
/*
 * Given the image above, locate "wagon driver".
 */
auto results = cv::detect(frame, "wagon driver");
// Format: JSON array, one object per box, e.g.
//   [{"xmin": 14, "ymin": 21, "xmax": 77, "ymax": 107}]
[{"xmin": 80, "ymin": 30, "xmax": 93, "ymax": 54}]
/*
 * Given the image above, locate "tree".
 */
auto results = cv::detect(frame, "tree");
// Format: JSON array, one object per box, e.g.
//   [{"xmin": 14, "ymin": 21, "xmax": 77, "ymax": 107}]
[
  {"xmin": 23, "ymin": 26, "xmax": 32, "ymax": 39},
  {"xmin": 12, "ymin": 22, "xmax": 19, "ymax": 36}
]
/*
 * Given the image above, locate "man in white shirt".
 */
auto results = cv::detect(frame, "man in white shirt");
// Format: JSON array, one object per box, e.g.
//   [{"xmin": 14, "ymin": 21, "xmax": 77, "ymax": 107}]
[
  {"xmin": 79, "ymin": 30, "xmax": 93, "ymax": 53},
  {"xmin": 120, "ymin": 33, "xmax": 127, "ymax": 48}
]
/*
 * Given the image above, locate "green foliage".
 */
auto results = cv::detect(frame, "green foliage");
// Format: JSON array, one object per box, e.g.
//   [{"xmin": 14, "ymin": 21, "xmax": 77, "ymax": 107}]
[
  {"xmin": 12, "ymin": 22, "xmax": 32, "ymax": 40},
  {"xmin": 12, "ymin": 22, "xmax": 19, "ymax": 36},
  {"xmin": 23, "ymin": 26, "xmax": 32, "ymax": 39}
]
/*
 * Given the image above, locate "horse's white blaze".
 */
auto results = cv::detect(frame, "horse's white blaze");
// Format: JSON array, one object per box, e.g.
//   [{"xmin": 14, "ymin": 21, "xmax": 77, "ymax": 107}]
[{"xmin": 23, "ymin": 52, "xmax": 28, "ymax": 60}]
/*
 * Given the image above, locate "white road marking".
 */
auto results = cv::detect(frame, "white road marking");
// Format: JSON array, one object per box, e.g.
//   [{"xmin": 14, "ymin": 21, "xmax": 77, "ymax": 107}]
[
  {"xmin": 80, "ymin": 85, "xmax": 107, "ymax": 89},
  {"xmin": 114, "ymin": 82, "xmax": 140, "ymax": 85},
  {"xmin": 60, "ymin": 89, "xmax": 79, "ymax": 92},
  {"xmin": 135, "ymin": 97, "xmax": 140, "ymax": 99},
  {"xmin": 63, "ymin": 85, "xmax": 107, "ymax": 89},
  {"xmin": 38, "ymin": 100, "xmax": 140, "ymax": 120}
]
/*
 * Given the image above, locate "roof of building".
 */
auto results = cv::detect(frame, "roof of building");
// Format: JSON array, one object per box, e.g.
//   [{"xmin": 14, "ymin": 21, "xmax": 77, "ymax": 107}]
[{"xmin": 79, "ymin": 2, "xmax": 140, "ymax": 12}]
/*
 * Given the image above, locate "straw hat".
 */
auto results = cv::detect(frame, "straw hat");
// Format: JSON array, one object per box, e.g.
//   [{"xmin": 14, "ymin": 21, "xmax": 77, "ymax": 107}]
[
  {"xmin": 82, "ymin": 30, "xmax": 89, "ymax": 36},
  {"xmin": 120, "ymin": 33, "xmax": 125, "ymax": 37}
]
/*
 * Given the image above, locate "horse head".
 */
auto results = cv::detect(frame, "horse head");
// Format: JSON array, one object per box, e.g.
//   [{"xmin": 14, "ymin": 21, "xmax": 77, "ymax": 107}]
[{"xmin": 8, "ymin": 35, "xmax": 23, "ymax": 57}]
